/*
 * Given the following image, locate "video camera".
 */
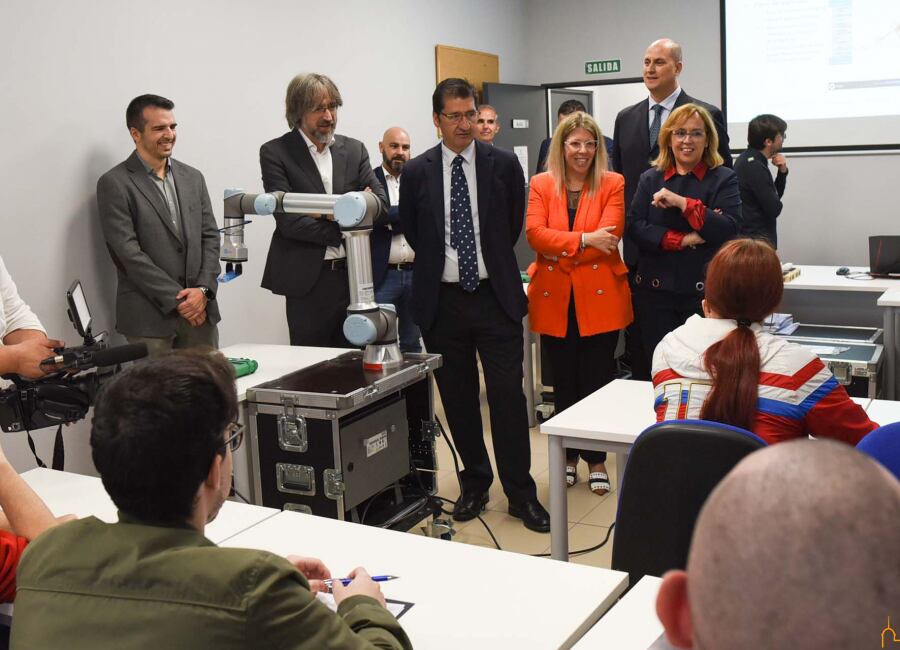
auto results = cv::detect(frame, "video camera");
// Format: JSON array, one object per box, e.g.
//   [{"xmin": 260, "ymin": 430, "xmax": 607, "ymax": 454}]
[{"xmin": 0, "ymin": 280, "xmax": 148, "ymax": 433}]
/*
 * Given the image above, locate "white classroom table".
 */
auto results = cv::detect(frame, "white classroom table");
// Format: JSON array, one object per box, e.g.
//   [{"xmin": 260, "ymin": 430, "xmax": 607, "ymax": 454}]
[
  {"xmin": 220, "ymin": 343, "xmax": 353, "ymax": 504},
  {"xmin": 17, "ymin": 468, "xmax": 279, "ymax": 545},
  {"xmin": 541, "ymin": 379, "xmax": 654, "ymax": 561},
  {"xmin": 222, "ymin": 509, "xmax": 628, "ymax": 650},
  {"xmin": 866, "ymin": 398, "xmax": 900, "ymax": 426},
  {"xmin": 540, "ymin": 378, "xmax": 886, "ymax": 561},
  {"xmin": 572, "ymin": 575, "xmax": 664, "ymax": 650},
  {"xmin": 782, "ymin": 265, "xmax": 898, "ymax": 293}
]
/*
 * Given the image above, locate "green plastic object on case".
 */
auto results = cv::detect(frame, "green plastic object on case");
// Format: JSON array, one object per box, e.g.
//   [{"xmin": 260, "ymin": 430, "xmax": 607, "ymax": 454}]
[{"xmin": 228, "ymin": 357, "xmax": 258, "ymax": 378}]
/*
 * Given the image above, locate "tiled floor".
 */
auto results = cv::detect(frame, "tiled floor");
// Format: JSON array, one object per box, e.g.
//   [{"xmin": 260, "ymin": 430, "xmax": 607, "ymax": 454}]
[{"xmin": 407, "ymin": 380, "xmax": 619, "ymax": 570}]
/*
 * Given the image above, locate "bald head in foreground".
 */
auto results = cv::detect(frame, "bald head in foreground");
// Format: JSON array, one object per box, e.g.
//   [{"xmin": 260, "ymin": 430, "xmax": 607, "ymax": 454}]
[{"xmin": 656, "ymin": 439, "xmax": 900, "ymax": 649}]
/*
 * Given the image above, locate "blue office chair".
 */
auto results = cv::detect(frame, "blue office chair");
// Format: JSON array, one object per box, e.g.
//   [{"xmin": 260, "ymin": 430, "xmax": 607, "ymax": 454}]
[
  {"xmin": 857, "ymin": 422, "xmax": 900, "ymax": 481},
  {"xmin": 611, "ymin": 419, "xmax": 767, "ymax": 586}
]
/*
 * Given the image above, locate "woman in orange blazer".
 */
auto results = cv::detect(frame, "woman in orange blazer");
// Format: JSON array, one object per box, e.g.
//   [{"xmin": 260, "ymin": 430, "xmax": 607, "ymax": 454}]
[{"xmin": 527, "ymin": 112, "xmax": 633, "ymax": 495}]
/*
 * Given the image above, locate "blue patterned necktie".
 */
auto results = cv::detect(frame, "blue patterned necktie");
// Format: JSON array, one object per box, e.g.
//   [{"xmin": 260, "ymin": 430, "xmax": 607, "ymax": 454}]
[
  {"xmin": 450, "ymin": 155, "xmax": 479, "ymax": 292},
  {"xmin": 649, "ymin": 104, "xmax": 664, "ymax": 150}
]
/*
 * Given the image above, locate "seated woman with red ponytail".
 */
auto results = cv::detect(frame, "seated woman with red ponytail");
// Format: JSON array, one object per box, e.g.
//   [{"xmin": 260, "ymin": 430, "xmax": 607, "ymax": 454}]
[{"xmin": 651, "ymin": 238, "xmax": 877, "ymax": 444}]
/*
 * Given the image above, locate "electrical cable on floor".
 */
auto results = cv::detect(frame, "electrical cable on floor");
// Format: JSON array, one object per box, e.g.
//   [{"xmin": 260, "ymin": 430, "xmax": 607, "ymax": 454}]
[
  {"xmin": 411, "ymin": 418, "xmax": 503, "ymax": 550},
  {"xmin": 531, "ymin": 522, "xmax": 616, "ymax": 558},
  {"xmin": 423, "ymin": 418, "xmax": 614, "ymax": 556}
]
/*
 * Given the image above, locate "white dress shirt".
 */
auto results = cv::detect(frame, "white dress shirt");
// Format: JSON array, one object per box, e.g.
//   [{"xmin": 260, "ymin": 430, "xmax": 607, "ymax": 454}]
[
  {"xmin": 440, "ymin": 140, "xmax": 487, "ymax": 283},
  {"xmin": 648, "ymin": 86, "xmax": 682, "ymax": 131},
  {"xmin": 298, "ymin": 129, "xmax": 344, "ymax": 260},
  {"xmin": 0, "ymin": 255, "xmax": 45, "ymax": 342},
  {"xmin": 382, "ymin": 167, "xmax": 414, "ymax": 264}
]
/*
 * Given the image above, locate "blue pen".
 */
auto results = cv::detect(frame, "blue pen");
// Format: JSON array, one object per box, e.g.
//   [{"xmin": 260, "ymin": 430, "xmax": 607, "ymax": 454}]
[{"xmin": 323, "ymin": 575, "xmax": 398, "ymax": 588}]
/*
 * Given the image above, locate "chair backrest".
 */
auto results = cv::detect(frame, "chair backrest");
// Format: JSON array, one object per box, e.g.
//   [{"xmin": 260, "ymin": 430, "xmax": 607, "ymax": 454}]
[
  {"xmin": 611, "ymin": 419, "xmax": 767, "ymax": 586},
  {"xmin": 857, "ymin": 422, "xmax": 900, "ymax": 481}
]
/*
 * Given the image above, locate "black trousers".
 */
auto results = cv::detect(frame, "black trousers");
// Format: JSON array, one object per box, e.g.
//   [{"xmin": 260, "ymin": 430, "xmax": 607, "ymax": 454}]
[
  {"xmin": 541, "ymin": 298, "xmax": 618, "ymax": 465},
  {"xmin": 632, "ymin": 287, "xmax": 703, "ymax": 368},
  {"xmin": 422, "ymin": 281, "xmax": 537, "ymax": 504},
  {"xmin": 625, "ymin": 272, "xmax": 651, "ymax": 381},
  {"xmin": 285, "ymin": 267, "xmax": 352, "ymax": 348}
]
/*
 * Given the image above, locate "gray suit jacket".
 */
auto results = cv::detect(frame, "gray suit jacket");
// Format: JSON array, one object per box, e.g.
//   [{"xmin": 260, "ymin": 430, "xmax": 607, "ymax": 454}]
[{"xmin": 97, "ymin": 150, "xmax": 221, "ymax": 337}]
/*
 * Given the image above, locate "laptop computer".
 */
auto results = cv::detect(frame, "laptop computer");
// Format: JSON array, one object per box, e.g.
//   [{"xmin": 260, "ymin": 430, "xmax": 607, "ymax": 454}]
[{"xmin": 868, "ymin": 235, "xmax": 900, "ymax": 277}]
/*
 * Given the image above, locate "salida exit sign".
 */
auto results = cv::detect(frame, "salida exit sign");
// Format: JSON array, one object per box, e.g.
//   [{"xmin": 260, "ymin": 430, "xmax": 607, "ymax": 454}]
[{"xmin": 585, "ymin": 59, "xmax": 621, "ymax": 74}]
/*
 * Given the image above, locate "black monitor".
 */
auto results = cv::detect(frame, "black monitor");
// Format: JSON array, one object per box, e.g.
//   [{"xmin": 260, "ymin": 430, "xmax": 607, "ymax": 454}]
[
  {"xmin": 868, "ymin": 236, "xmax": 900, "ymax": 278},
  {"xmin": 66, "ymin": 280, "xmax": 93, "ymax": 341}
]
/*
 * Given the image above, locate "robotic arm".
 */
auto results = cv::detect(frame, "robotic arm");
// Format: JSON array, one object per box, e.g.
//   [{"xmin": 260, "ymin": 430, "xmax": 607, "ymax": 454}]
[{"xmin": 222, "ymin": 189, "xmax": 403, "ymax": 371}]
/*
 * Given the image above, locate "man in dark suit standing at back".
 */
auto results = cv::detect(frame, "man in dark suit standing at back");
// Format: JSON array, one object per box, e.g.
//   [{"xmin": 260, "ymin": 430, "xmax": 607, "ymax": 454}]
[
  {"xmin": 260, "ymin": 73, "xmax": 387, "ymax": 347},
  {"xmin": 97, "ymin": 94, "xmax": 220, "ymax": 356},
  {"xmin": 612, "ymin": 38, "xmax": 732, "ymax": 379},
  {"xmin": 371, "ymin": 127, "xmax": 420, "ymax": 352},
  {"xmin": 535, "ymin": 100, "xmax": 613, "ymax": 175},
  {"xmin": 399, "ymin": 79, "xmax": 549, "ymax": 532}
]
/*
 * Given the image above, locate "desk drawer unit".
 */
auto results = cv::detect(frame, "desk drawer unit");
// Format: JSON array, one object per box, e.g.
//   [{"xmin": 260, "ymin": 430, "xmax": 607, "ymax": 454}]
[{"xmin": 245, "ymin": 352, "xmax": 442, "ymax": 528}]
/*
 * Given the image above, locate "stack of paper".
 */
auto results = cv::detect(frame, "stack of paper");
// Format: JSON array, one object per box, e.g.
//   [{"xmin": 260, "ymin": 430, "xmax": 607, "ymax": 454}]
[{"xmin": 764, "ymin": 313, "xmax": 799, "ymax": 335}]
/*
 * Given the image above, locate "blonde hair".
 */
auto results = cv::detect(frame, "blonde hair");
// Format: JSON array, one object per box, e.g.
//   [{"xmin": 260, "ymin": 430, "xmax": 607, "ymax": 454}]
[
  {"xmin": 547, "ymin": 112, "xmax": 607, "ymax": 197},
  {"xmin": 652, "ymin": 103, "xmax": 723, "ymax": 171}
]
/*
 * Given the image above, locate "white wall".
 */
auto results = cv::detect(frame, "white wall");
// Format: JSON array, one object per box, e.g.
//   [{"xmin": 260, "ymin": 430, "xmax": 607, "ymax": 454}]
[
  {"xmin": 524, "ymin": 0, "xmax": 899, "ymax": 265},
  {"xmin": 0, "ymin": 0, "xmax": 529, "ymax": 473}
]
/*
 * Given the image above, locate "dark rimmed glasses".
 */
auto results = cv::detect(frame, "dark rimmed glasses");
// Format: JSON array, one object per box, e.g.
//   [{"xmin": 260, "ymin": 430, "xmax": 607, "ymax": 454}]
[{"xmin": 222, "ymin": 422, "xmax": 244, "ymax": 453}]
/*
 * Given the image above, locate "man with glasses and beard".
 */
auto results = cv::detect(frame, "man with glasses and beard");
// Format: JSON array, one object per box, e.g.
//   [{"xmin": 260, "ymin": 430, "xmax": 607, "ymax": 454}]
[
  {"xmin": 260, "ymin": 73, "xmax": 387, "ymax": 347},
  {"xmin": 371, "ymin": 127, "xmax": 420, "ymax": 352},
  {"xmin": 12, "ymin": 350, "xmax": 411, "ymax": 649}
]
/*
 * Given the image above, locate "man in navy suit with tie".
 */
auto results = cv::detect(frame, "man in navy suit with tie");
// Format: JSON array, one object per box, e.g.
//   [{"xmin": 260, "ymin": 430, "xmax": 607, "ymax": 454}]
[
  {"xmin": 371, "ymin": 127, "xmax": 420, "ymax": 352},
  {"xmin": 612, "ymin": 38, "xmax": 731, "ymax": 379},
  {"xmin": 399, "ymin": 79, "xmax": 549, "ymax": 532}
]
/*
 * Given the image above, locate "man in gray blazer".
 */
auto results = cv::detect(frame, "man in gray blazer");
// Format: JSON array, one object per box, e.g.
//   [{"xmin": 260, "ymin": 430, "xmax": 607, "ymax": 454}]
[{"xmin": 97, "ymin": 95, "xmax": 221, "ymax": 355}]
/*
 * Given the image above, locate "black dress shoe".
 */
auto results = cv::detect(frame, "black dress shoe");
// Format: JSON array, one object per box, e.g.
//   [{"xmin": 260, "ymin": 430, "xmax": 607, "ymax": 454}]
[
  {"xmin": 508, "ymin": 499, "xmax": 550, "ymax": 533},
  {"xmin": 453, "ymin": 490, "xmax": 489, "ymax": 521}
]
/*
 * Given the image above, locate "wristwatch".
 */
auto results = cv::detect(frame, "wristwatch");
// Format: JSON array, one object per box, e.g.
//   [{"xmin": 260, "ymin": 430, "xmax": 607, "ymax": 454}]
[{"xmin": 198, "ymin": 285, "xmax": 214, "ymax": 300}]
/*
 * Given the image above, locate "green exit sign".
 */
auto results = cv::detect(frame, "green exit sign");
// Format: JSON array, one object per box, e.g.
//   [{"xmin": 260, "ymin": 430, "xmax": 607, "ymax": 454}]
[{"xmin": 585, "ymin": 59, "xmax": 621, "ymax": 75}]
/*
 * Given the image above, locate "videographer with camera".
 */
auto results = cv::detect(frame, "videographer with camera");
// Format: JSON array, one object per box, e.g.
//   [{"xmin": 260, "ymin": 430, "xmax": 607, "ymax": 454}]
[
  {"xmin": 0, "ymin": 255, "xmax": 75, "ymax": 603},
  {"xmin": 0, "ymin": 258, "xmax": 65, "ymax": 381}
]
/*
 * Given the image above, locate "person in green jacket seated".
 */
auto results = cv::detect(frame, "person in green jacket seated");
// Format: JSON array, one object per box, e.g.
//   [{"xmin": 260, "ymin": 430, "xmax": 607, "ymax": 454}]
[{"xmin": 11, "ymin": 349, "xmax": 412, "ymax": 650}]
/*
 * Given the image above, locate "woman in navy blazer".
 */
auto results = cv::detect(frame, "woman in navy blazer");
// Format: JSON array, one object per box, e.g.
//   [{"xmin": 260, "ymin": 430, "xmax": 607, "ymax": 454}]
[{"xmin": 627, "ymin": 103, "xmax": 741, "ymax": 367}]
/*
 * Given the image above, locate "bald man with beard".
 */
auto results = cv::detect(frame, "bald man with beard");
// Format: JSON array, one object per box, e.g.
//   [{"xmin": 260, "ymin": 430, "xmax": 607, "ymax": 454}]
[
  {"xmin": 371, "ymin": 127, "xmax": 420, "ymax": 352},
  {"xmin": 655, "ymin": 439, "xmax": 900, "ymax": 649}
]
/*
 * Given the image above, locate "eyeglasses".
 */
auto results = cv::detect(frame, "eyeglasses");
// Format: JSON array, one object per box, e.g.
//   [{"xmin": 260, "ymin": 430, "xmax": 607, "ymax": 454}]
[
  {"xmin": 565, "ymin": 140, "xmax": 599, "ymax": 151},
  {"xmin": 672, "ymin": 129, "xmax": 707, "ymax": 140},
  {"xmin": 440, "ymin": 110, "xmax": 477, "ymax": 124},
  {"xmin": 311, "ymin": 102, "xmax": 340, "ymax": 114},
  {"xmin": 221, "ymin": 422, "xmax": 244, "ymax": 453}
]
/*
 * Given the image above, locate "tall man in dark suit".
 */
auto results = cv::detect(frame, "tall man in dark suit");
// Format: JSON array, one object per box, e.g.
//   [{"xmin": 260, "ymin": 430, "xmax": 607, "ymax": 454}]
[
  {"xmin": 611, "ymin": 39, "xmax": 732, "ymax": 379},
  {"xmin": 399, "ymin": 78, "xmax": 549, "ymax": 532},
  {"xmin": 97, "ymin": 95, "xmax": 220, "ymax": 356},
  {"xmin": 260, "ymin": 73, "xmax": 387, "ymax": 347},
  {"xmin": 371, "ymin": 127, "xmax": 420, "ymax": 352}
]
